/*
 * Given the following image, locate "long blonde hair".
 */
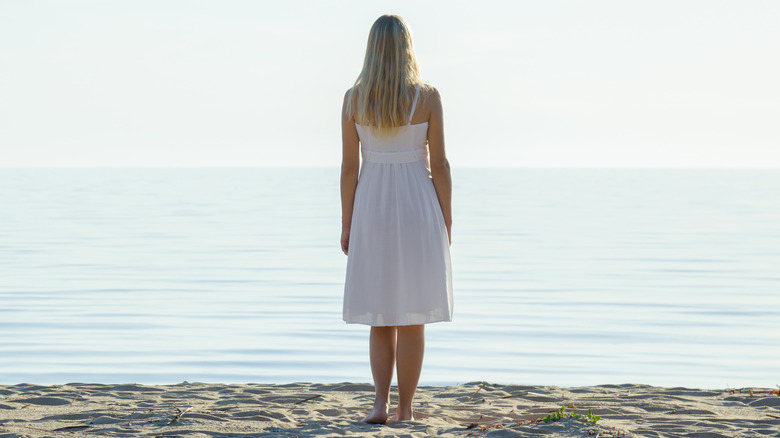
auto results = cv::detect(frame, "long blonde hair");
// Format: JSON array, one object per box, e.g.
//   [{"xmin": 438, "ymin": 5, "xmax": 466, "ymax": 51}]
[{"xmin": 346, "ymin": 15, "xmax": 425, "ymax": 136}]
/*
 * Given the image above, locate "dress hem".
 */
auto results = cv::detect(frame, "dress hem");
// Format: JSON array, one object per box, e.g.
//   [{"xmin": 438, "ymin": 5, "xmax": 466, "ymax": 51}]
[{"xmin": 342, "ymin": 315, "xmax": 453, "ymax": 327}]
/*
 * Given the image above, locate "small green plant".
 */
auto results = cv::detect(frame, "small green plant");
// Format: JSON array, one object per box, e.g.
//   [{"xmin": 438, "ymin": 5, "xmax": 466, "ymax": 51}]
[
  {"xmin": 541, "ymin": 406, "xmax": 567, "ymax": 422},
  {"xmin": 540, "ymin": 405, "xmax": 600, "ymax": 424}
]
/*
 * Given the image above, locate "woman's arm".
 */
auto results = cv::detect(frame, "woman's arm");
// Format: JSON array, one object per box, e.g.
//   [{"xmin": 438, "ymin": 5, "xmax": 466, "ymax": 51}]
[
  {"xmin": 427, "ymin": 87, "xmax": 452, "ymax": 245},
  {"xmin": 340, "ymin": 89, "xmax": 360, "ymax": 255}
]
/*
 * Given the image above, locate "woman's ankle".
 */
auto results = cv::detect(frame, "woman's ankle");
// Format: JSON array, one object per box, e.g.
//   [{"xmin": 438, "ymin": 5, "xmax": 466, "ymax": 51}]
[{"xmin": 396, "ymin": 406, "xmax": 414, "ymax": 420}]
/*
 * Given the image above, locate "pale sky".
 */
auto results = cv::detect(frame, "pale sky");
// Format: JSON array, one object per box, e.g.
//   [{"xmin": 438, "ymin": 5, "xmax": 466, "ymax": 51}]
[{"xmin": 1, "ymin": 0, "xmax": 779, "ymax": 167}]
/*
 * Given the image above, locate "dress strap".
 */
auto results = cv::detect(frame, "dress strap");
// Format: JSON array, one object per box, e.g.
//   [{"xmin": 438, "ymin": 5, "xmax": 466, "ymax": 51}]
[{"xmin": 408, "ymin": 83, "xmax": 421, "ymax": 124}]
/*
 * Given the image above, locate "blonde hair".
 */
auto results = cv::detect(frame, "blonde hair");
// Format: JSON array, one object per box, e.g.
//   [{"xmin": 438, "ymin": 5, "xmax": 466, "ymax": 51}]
[{"xmin": 346, "ymin": 15, "xmax": 426, "ymax": 136}]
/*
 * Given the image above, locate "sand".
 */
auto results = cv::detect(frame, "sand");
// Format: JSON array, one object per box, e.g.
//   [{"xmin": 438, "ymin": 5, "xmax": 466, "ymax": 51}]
[{"xmin": 0, "ymin": 381, "xmax": 778, "ymax": 437}]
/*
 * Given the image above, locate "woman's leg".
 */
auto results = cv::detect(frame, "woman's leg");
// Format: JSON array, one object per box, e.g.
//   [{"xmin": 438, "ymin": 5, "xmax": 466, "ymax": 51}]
[
  {"xmin": 395, "ymin": 324, "xmax": 425, "ymax": 420},
  {"xmin": 362, "ymin": 325, "xmax": 397, "ymax": 423}
]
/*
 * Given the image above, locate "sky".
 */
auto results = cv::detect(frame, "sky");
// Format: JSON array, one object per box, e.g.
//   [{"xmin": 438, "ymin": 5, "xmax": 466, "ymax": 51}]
[{"xmin": 1, "ymin": 0, "xmax": 779, "ymax": 167}]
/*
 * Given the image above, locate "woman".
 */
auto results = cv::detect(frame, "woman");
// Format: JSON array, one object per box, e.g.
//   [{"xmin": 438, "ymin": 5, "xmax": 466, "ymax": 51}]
[{"xmin": 340, "ymin": 15, "xmax": 453, "ymax": 424}]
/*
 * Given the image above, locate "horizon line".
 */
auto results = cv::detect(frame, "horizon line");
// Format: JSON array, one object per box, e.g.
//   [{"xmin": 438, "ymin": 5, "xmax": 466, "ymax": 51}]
[{"xmin": 2, "ymin": 165, "xmax": 780, "ymax": 170}]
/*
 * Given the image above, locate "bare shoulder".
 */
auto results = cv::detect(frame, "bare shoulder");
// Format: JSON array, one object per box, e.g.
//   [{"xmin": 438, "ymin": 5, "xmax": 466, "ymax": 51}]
[
  {"xmin": 419, "ymin": 83, "xmax": 442, "ymax": 110},
  {"xmin": 343, "ymin": 86, "xmax": 359, "ymax": 122},
  {"xmin": 419, "ymin": 82, "xmax": 440, "ymax": 99},
  {"xmin": 343, "ymin": 86, "xmax": 358, "ymax": 104},
  {"xmin": 410, "ymin": 83, "xmax": 441, "ymax": 124}
]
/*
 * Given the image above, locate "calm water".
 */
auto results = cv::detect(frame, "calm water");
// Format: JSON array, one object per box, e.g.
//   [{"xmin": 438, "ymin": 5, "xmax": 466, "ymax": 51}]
[{"xmin": 1, "ymin": 167, "xmax": 778, "ymax": 389}]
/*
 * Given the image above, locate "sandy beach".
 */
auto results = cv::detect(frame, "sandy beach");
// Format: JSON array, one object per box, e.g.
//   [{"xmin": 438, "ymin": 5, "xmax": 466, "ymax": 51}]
[{"xmin": 0, "ymin": 381, "xmax": 778, "ymax": 437}]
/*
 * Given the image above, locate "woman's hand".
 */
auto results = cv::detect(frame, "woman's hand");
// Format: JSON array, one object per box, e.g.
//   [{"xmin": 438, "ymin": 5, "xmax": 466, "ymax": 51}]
[
  {"xmin": 446, "ymin": 222, "xmax": 451, "ymax": 246},
  {"xmin": 341, "ymin": 225, "xmax": 351, "ymax": 255}
]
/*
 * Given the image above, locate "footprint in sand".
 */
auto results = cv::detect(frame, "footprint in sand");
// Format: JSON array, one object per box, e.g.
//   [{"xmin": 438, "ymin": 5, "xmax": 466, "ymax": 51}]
[{"xmin": 7, "ymin": 397, "xmax": 71, "ymax": 406}]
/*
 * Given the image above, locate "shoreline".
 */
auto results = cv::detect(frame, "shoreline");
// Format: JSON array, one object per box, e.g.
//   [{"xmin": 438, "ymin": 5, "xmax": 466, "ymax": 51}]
[{"xmin": 1, "ymin": 381, "xmax": 778, "ymax": 437}]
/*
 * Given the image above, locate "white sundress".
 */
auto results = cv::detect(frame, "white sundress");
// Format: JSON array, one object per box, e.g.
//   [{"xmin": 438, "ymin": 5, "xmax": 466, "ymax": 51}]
[{"xmin": 343, "ymin": 83, "xmax": 453, "ymax": 326}]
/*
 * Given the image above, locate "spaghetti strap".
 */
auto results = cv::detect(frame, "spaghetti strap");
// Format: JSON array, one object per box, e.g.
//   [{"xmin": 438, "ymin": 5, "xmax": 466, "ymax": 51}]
[{"xmin": 408, "ymin": 83, "xmax": 421, "ymax": 123}]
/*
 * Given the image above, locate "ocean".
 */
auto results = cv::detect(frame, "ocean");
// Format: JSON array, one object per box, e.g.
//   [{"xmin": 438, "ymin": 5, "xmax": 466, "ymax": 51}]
[{"xmin": 1, "ymin": 167, "xmax": 778, "ymax": 389}]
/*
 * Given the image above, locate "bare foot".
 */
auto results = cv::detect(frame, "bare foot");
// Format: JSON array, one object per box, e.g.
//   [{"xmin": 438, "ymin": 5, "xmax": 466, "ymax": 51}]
[
  {"xmin": 361, "ymin": 404, "xmax": 389, "ymax": 424},
  {"xmin": 396, "ymin": 408, "xmax": 414, "ymax": 421}
]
